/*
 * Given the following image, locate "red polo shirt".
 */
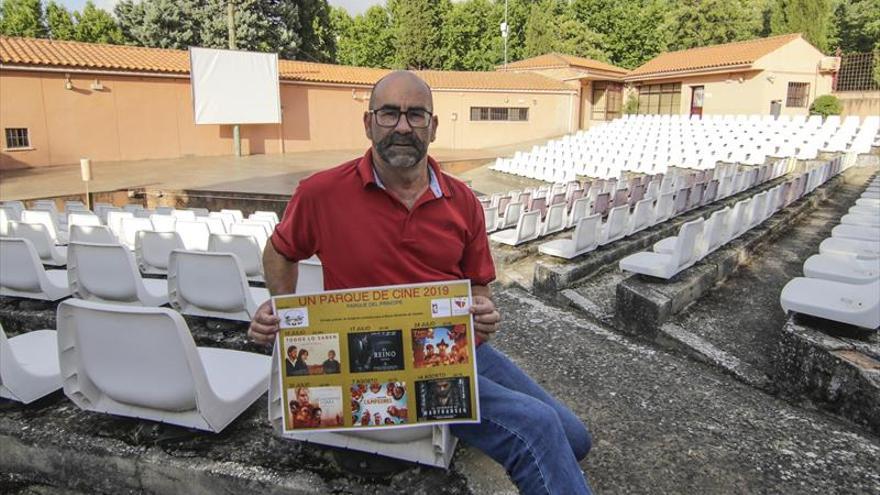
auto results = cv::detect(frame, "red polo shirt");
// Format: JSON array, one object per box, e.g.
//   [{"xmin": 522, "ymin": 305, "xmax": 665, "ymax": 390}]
[{"xmin": 271, "ymin": 148, "xmax": 496, "ymax": 291}]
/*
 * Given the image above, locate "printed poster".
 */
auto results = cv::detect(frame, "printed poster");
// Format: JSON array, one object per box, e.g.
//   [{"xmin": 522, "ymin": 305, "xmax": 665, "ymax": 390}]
[{"xmin": 273, "ymin": 280, "xmax": 480, "ymax": 433}]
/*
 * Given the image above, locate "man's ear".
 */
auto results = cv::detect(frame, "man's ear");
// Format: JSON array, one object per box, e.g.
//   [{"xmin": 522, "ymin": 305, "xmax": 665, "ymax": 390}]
[
  {"xmin": 429, "ymin": 114, "xmax": 439, "ymax": 142},
  {"xmin": 364, "ymin": 111, "xmax": 373, "ymax": 140}
]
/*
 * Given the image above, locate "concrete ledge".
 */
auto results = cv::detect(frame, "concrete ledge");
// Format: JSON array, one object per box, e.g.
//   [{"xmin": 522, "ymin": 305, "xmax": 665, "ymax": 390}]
[
  {"xmin": 772, "ymin": 314, "xmax": 880, "ymax": 436},
  {"xmin": 530, "ymin": 174, "xmax": 791, "ymax": 300},
  {"xmin": 615, "ymin": 173, "xmax": 844, "ymax": 336}
]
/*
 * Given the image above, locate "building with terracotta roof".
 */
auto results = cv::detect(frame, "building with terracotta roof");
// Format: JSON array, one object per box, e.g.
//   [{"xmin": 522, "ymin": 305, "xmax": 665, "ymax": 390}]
[
  {"xmin": 623, "ymin": 33, "xmax": 837, "ymax": 117},
  {"xmin": 497, "ymin": 53, "xmax": 629, "ymax": 129},
  {"xmin": 1, "ymin": 36, "xmax": 579, "ymax": 169}
]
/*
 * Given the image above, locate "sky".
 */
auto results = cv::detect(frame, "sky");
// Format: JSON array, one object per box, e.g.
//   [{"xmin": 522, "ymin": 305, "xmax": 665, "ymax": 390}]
[{"xmin": 55, "ymin": 0, "xmax": 387, "ymax": 16}]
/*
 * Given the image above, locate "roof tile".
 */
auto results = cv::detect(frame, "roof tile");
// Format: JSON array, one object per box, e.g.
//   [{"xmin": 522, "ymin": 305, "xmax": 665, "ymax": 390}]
[
  {"xmin": 1, "ymin": 36, "xmax": 573, "ymax": 92},
  {"xmin": 626, "ymin": 33, "xmax": 803, "ymax": 79},
  {"xmin": 500, "ymin": 52, "xmax": 628, "ymax": 75}
]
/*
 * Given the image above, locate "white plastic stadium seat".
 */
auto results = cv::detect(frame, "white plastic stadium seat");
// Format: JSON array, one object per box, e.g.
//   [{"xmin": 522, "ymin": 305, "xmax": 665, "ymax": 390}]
[
  {"xmin": 195, "ymin": 216, "xmax": 227, "ymax": 234},
  {"xmin": 541, "ymin": 203, "xmax": 567, "ymax": 236},
  {"xmin": 208, "ymin": 233, "xmax": 264, "ymax": 283},
  {"xmin": 69, "ymin": 225, "xmax": 117, "ymax": 244},
  {"xmin": 150, "ymin": 214, "xmax": 177, "ymax": 233},
  {"xmin": 221, "ymin": 209, "xmax": 244, "ymax": 222},
  {"xmin": 820, "ymin": 237, "xmax": 880, "ymax": 260},
  {"xmin": 250, "ymin": 210, "xmax": 279, "ymax": 225},
  {"xmin": 483, "ymin": 206, "xmax": 499, "ymax": 234},
  {"xmin": 0, "ymin": 238, "xmax": 71, "ymax": 301},
  {"xmin": 0, "ymin": 322, "xmax": 62, "ymax": 404},
  {"xmin": 496, "ymin": 202, "xmax": 523, "ymax": 231},
  {"xmin": 832, "ymin": 224, "xmax": 880, "ymax": 242},
  {"xmin": 56, "ymin": 299, "xmax": 270, "ymax": 432},
  {"xmin": 268, "ymin": 342, "xmax": 455, "ymax": 467},
  {"xmin": 780, "ymin": 278, "xmax": 879, "ymax": 329},
  {"xmin": 9, "ymin": 221, "xmax": 68, "ymax": 266},
  {"xmin": 841, "ymin": 213, "xmax": 880, "ymax": 227},
  {"xmin": 538, "ymin": 214, "xmax": 601, "ymax": 259},
  {"xmin": 230, "ymin": 223, "xmax": 269, "ymax": 252},
  {"xmin": 175, "ymin": 220, "xmax": 211, "ymax": 251},
  {"xmin": 21, "ymin": 210, "xmax": 68, "ymax": 244},
  {"xmin": 803, "ymin": 253, "xmax": 880, "ymax": 285},
  {"xmin": 619, "ymin": 218, "xmax": 704, "ymax": 279},
  {"xmin": 297, "ymin": 256, "xmax": 324, "ymax": 293},
  {"xmin": 120, "ymin": 217, "xmax": 154, "ymax": 250},
  {"xmin": 168, "ymin": 250, "xmax": 270, "ymax": 321},
  {"xmin": 67, "ymin": 242, "xmax": 169, "ymax": 306},
  {"xmin": 599, "ymin": 205, "xmax": 629, "ymax": 245},
  {"xmin": 107, "ymin": 211, "xmax": 134, "ymax": 240},
  {"xmin": 490, "ymin": 210, "xmax": 541, "ymax": 246},
  {"xmin": 136, "ymin": 230, "xmax": 185, "ymax": 276}
]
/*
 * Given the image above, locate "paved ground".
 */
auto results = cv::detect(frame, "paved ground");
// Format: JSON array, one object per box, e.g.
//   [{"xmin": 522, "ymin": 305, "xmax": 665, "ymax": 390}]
[
  {"xmin": 664, "ymin": 168, "xmax": 874, "ymax": 390},
  {"xmin": 488, "ymin": 288, "xmax": 880, "ymax": 494}
]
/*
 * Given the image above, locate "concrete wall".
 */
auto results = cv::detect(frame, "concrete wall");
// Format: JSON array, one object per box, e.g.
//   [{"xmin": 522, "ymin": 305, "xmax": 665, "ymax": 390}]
[
  {"xmin": 753, "ymin": 37, "xmax": 834, "ymax": 115},
  {"xmin": 432, "ymin": 89, "xmax": 576, "ymax": 149},
  {"xmin": 0, "ymin": 69, "xmax": 576, "ymax": 169},
  {"xmin": 834, "ymin": 91, "xmax": 880, "ymax": 119}
]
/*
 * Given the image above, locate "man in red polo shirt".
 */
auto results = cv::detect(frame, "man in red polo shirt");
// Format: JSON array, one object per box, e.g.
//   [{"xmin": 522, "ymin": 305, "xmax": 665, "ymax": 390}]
[{"xmin": 249, "ymin": 71, "xmax": 592, "ymax": 494}]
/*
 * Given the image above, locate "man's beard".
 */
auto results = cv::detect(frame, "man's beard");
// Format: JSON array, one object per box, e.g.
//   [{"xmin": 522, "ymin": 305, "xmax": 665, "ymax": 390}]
[{"xmin": 375, "ymin": 132, "xmax": 428, "ymax": 168}]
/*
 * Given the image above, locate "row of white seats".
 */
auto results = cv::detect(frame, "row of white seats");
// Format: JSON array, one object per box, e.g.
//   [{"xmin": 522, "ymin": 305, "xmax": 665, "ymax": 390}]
[
  {"xmin": 618, "ymin": 157, "xmax": 847, "ymax": 279},
  {"xmin": 1, "ymin": 305, "xmax": 449, "ymax": 466},
  {"xmin": 0, "ymin": 304, "xmax": 269, "ymax": 433},
  {"xmin": 495, "ymin": 160, "xmax": 790, "ymax": 251},
  {"xmin": 490, "ymin": 115, "xmax": 878, "ymax": 181},
  {"xmin": 0, "ymin": 237, "xmax": 322, "ymax": 322},
  {"xmin": 780, "ymin": 175, "xmax": 880, "ymax": 329}
]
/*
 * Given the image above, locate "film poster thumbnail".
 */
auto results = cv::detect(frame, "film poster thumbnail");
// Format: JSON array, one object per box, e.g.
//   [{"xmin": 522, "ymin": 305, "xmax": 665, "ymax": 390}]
[
  {"xmin": 412, "ymin": 324, "xmax": 469, "ymax": 368},
  {"xmin": 350, "ymin": 381, "xmax": 408, "ymax": 427},
  {"xmin": 347, "ymin": 330, "xmax": 404, "ymax": 373},
  {"xmin": 288, "ymin": 386, "xmax": 344, "ymax": 429},
  {"xmin": 415, "ymin": 377, "xmax": 472, "ymax": 421},
  {"xmin": 284, "ymin": 333, "xmax": 341, "ymax": 376}
]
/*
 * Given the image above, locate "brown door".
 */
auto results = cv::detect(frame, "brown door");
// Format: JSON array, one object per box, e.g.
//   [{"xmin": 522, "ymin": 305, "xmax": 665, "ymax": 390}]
[{"xmin": 690, "ymin": 86, "xmax": 704, "ymax": 117}]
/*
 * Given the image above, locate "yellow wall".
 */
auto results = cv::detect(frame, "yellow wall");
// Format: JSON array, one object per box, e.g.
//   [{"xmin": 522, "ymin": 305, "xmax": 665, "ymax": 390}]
[
  {"xmin": 628, "ymin": 38, "xmax": 834, "ymax": 117},
  {"xmin": 0, "ymin": 69, "xmax": 576, "ymax": 169},
  {"xmin": 835, "ymin": 91, "xmax": 880, "ymax": 119}
]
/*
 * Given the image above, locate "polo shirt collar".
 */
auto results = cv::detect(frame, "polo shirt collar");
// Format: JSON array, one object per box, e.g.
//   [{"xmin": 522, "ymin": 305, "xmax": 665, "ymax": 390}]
[{"xmin": 357, "ymin": 148, "xmax": 452, "ymax": 198}]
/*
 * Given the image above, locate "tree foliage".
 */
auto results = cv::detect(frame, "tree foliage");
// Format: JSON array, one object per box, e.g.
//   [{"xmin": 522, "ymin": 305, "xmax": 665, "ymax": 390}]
[
  {"xmin": 0, "ymin": 0, "xmax": 47, "ymax": 37},
  {"xmin": 73, "ymin": 1, "xmax": 123, "ymax": 44},
  {"xmin": 832, "ymin": 0, "xmax": 880, "ymax": 54},
  {"xmin": 769, "ymin": 0, "xmax": 834, "ymax": 52},
  {"xmin": 45, "ymin": 0, "xmax": 74, "ymax": 39},
  {"xmin": 666, "ymin": 0, "xmax": 766, "ymax": 52}
]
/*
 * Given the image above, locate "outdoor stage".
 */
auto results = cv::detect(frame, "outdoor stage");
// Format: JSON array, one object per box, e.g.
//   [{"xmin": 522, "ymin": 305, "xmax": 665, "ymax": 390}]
[{"xmin": 0, "ymin": 138, "xmax": 555, "ymax": 204}]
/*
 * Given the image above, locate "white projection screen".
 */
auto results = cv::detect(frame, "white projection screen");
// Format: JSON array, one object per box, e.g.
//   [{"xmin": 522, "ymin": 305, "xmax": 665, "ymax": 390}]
[{"xmin": 189, "ymin": 47, "xmax": 281, "ymax": 125}]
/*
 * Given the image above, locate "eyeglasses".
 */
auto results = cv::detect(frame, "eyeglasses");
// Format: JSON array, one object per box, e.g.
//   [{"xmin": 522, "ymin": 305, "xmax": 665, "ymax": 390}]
[{"xmin": 370, "ymin": 107, "xmax": 433, "ymax": 128}]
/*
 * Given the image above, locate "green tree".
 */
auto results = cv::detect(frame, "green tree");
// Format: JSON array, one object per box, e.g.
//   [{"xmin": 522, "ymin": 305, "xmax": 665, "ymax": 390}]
[
  {"xmin": 46, "ymin": 1, "xmax": 75, "ymax": 39},
  {"xmin": 833, "ymin": 0, "xmax": 880, "ymax": 53},
  {"xmin": 666, "ymin": 0, "xmax": 765, "ymax": 51},
  {"xmin": 769, "ymin": 0, "xmax": 834, "ymax": 52},
  {"xmin": 522, "ymin": 1, "xmax": 607, "ymax": 61},
  {"xmin": 334, "ymin": 5, "xmax": 394, "ymax": 67},
  {"xmin": 0, "ymin": 0, "xmax": 47, "ymax": 37},
  {"xmin": 439, "ymin": 0, "xmax": 502, "ymax": 70},
  {"xmin": 387, "ymin": 0, "xmax": 449, "ymax": 69},
  {"xmin": 570, "ymin": 0, "xmax": 668, "ymax": 69},
  {"xmin": 297, "ymin": 0, "xmax": 336, "ymax": 62},
  {"xmin": 74, "ymin": 1, "xmax": 123, "ymax": 44}
]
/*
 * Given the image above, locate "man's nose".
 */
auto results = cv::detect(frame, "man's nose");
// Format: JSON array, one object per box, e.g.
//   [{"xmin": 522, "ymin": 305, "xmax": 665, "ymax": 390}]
[{"xmin": 394, "ymin": 111, "xmax": 413, "ymax": 133}]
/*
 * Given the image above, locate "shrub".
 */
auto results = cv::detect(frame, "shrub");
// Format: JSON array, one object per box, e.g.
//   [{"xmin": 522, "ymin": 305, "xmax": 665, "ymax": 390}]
[
  {"xmin": 622, "ymin": 93, "xmax": 639, "ymax": 115},
  {"xmin": 809, "ymin": 94, "xmax": 842, "ymax": 117}
]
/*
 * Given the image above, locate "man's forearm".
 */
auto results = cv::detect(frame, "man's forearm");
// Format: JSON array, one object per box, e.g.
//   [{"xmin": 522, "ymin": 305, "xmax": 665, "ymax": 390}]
[{"xmin": 263, "ymin": 241, "xmax": 299, "ymax": 296}]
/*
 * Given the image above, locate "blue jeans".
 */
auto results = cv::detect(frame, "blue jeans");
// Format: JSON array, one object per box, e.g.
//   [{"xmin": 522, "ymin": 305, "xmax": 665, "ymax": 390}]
[{"xmin": 451, "ymin": 344, "xmax": 593, "ymax": 495}]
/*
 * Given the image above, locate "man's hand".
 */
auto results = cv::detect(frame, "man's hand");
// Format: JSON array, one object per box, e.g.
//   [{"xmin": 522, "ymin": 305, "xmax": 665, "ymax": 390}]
[
  {"xmin": 471, "ymin": 294, "xmax": 501, "ymax": 342},
  {"xmin": 249, "ymin": 300, "xmax": 280, "ymax": 346}
]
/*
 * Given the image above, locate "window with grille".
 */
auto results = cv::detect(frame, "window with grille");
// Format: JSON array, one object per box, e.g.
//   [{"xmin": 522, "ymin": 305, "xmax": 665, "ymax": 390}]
[
  {"xmin": 470, "ymin": 107, "xmax": 529, "ymax": 122},
  {"xmin": 4, "ymin": 128, "xmax": 30, "ymax": 149},
  {"xmin": 636, "ymin": 83, "xmax": 681, "ymax": 115},
  {"xmin": 786, "ymin": 82, "xmax": 809, "ymax": 108},
  {"xmin": 591, "ymin": 82, "xmax": 623, "ymax": 120}
]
